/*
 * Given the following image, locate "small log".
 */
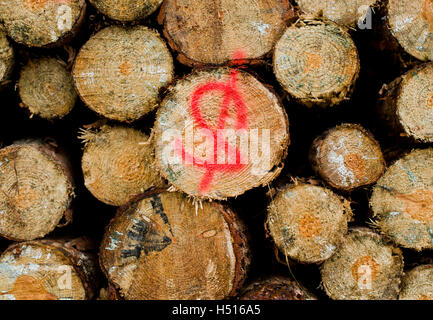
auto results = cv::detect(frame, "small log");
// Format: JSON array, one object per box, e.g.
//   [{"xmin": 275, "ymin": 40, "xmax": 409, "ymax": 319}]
[
  {"xmin": 296, "ymin": 0, "xmax": 378, "ymax": 28},
  {"xmin": 0, "ymin": 140, "xmax": 74, "ymax": 241},
  {"xmin": 239, "ymin": 276, "xmax": 316, "ymax": 300},
  {"xmin": 321, "ymin": 228, "xmax": 404, "ymax": 300},
  {"xmin": 387, "ymin": 0, "xmax": 433, "ymax": 61},
  {"xmin": 378, "ymin": 63, "xmax": 433, "ymax": 142},
  {"xmin": 73, "ymin": 25, "xmax": 174, "ymax": 122},
  {"xmin": 0, "ymin": 29, "xmax": 14, "ymax": 88},
  {"xmin": 153, "ymin": 68, "xmax": 290, "ymax": 199},
  {"xmin": 0, "ymin": 238, "xmax": 100, "ymax": 300},
  {"xmin": 273, "ymin": 19, "xmax": 360, "ymax": 107},
  {"xmin": 160, "ymin": 0, "xmax": 295, "ymax": 66},
  {"xmin": 310, "ymin": 124, "xmax": 386, "ymax": 191},
  {"xmin": 0, "ymin": 0, "xmax": 86, "ymax": 48},
  {"xmin": 18, "ymin": 57, "xmax": 77, "ymax": 120},
  {"xmin": 370, "ymin": 148, "xmax": 433, "ymax": 251},
  {"xmin": 89, "ymin": 0, "xmax": 163, "ymax": 22},
  {"xmin": 400, "ymin": 265, "xmax": 433, "ymax": 300},
  {"xmin": 266, "ymin": 183, "xmax": 351, "ymax": 264},
  {"xmin": 80, "ymin": 124, "xmax": 164, "ymax": 206},
  {"xmin": 100, "ymin": 191, "xmax": 250, "ymax": 300}
]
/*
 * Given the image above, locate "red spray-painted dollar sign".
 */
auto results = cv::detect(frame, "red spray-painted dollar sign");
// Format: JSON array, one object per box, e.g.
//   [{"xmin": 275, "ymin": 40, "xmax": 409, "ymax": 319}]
[{"xmin": 174, "ymin": 51, "xmax": 249, "ymax": 195}]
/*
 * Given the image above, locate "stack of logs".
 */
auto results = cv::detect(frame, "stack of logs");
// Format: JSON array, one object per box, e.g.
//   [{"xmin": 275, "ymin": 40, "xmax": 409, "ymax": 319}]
[{"xmin": 0, "ymin": 0, "xmax": 432, "ymax": 300}]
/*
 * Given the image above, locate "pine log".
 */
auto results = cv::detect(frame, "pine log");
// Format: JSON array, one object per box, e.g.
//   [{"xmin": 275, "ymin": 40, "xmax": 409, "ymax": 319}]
[
  {"xmin": 0, "ymin": 238, "xmax": 100, "ymax": 300},
  {"xmin": 239, "ymin": 276, "xmax": 316, "ymax": 300},
  {"xmin": 0, "ymin": 30, "xmax": 14, "ymax": 88},
  {"xmin": 321, "ymin": 228, "xmax": 404, "ymax": 300},
  {"xmin": 73, "ymin": 25, "xmax": 174, "ymax": 122},
  {"xmin": 0, "ymin": 140, "xmax": 74, "ymax": 241},
  {"xmin": 80, "ymin": 124, "xmax": 164, "ymax": 206},
  {"xmin": 370, "ymin": 148, "xmax": 433, "ymax": 251},
  {"xmin": 273, "ymin": 19, "xmax": 360, "ymax": 107},
  {"xmin": 310, "ymin": 124, "xmax": 386, "ymax": 191},
  {"xmin": 296, "ymin": 0, "xmax": 378, "ymax": 28},
  {"xmin": 378, "ymin": 63, "xmax": 433, "ymax": 142},
  {"xmin": 266, "ymin": 183, "xmax": 351, "ymax": 264},
  {"xmin": 400, "ymin": 265, "xmax": 433, "ymax": 300},
  {"xmin": 0, "ymin": 0, "xmax": 86, "ymax": 48},
  {"xmin": 153, "ymin": 68, "xmax": 290, "ymax": 200},
  {"xmin": 387, "ymin": 0, "xmax": 433, "ymax": 61},
  {"xmin": 18, "ymin": 57, "xmax": 77, "ymax": 120},
  {"xmin": 89, "ymin": 0, "xmax": 163, "ymax": 22},
  {"xmin": 100, "ymin": 191, "xmax": 250, "ymax": 300},
  {"xmin": 159, "ymin": 0, "xmax": 296, "ymax": 66}
]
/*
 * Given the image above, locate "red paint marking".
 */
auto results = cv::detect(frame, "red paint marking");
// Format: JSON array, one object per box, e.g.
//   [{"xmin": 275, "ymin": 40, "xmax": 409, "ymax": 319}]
[{"xmin": 175, "ymin": 51, "xmax": 249, "ymax": 195}]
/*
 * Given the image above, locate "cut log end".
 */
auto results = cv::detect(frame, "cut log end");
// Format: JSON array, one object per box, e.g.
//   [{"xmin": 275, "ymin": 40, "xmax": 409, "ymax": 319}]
[
  {"xmin": 19, "ymin": 57, "xmax": 77, "ymax": 120},
  {"xmin": 396, "ymin": 63, "xmax": 433, "ymax": 142},
  {"xmin": 310, "ymin": 124, "xmax": 386, "ymax": 191},
  {"xmin": 266, "ymin": 183, "xmax": 351, "ymax": 264},
  {"xmin": 388, "ymin": 0, "xmax": 433, "ymax": 61},
  {"xmin": 0, "ymin": 141, "xmax": 74, "ymax": 241},
  {"xmin": 273, "ymin": 20, "xmax": 360, "ymax": 107},
  {"xmin": 400, "ymin": 265, "xmax": 433, "ymax": 300},
  {"xmin": 321, "ymin": 228, "xmax": 404, "ymax": 300},
  {"xmin": 0, "ymin": 30, "xmax": 14, "ymax": 86},
  {"xmin": 100, "ymin": 192, "xmax": 250, "ymax": 300},
  {"xmin": 154, "ymin": 68, "xmax": 290, "ymax": 200},
  {"xmin": 239, "ymin": 276, "xmax": 317, "ymax": 300},
  {"xmin": 0, "ymin": 0, "xmax": 86, "ymax": 47},
  {"xmin": 0, "ymin": 240, "xmax": 99, "ymax": 300},
  {"xmin": 80, "ymin": 125, "xmax": 164, "ymax": 207},
  {"xmin": 73, "ymin": 25, "xmax": 174, "ymax": 122},
  {"xmin": 89, "ymin": 0, "xmax": 163, "ymax": 22},
  {"xmin": 297, "ymin": 0, "xmax": 378, "ymax": 28},
  {"xmin": 162, "ymin": 0, "xmax": 295, "ymax": 66},
  {"xmin": 370, "ymin": 148, "xmax": 433, "ymax": 251}
]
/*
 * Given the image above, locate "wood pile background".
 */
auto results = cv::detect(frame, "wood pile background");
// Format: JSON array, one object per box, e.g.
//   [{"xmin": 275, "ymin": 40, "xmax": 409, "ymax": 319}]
[{"xmin": 0, "ymin": 0, "xmax": 432, "ymax": 300}]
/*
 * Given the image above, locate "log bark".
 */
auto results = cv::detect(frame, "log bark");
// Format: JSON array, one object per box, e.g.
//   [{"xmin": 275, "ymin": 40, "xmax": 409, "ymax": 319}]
[
  {"xmin": 239, "ymin": 276, "xmax": 317, "ymax": 300},
  {"xmin": 73, "ymin": 25, "xmax": 174, "ymax": 122},
  {"xmin": 18, "ymin": 57, "xmax": 77, "ymax": 120},
  {"xmin": 309, "ymin": 124, "xmax": 386, "ymax": 191},
  {"xmin": 159, "ymin": 0, "xmax": 296, "ymax": 66},
  {"xmin": 370, "ymin": 148, "xmax": 433, "ymax": 251},
  {"xmin": 100, "ymin": 191, "xmax": 250, "ymax": 300},
  {"xmin": 378, "ymin": 63, "xmax": 433, "ymax": 142},
  {"xmin": 0, "ymin": 139, "xmax": 74, "ymax": 241},
  {"xmin": 0, "ymin": 238, "xmax": 100, "ymax": 300},
  {"xmin": 400, "ymin": 265, "xmax": 433, "ymax": 300},
  {"xmin": 80, "ymin": 124, "xmax": 164, "ymax": 207},
  {"xmin": 273, "ymin": 19, "xmax": 360, "ymax": 107},
  {"xmin": 0, "ymin": 0, "xmax": 86, "ymax": 48},
  {"xmin": 266, "ymin": 182, "xmax": 352, "ymax": 264},
  {"xmin": 386, "ymin": 0, "xmax": 433, "ymax": 61},
  {"xmin": 296, "ymin": 0, "xmax": 379, "ymax": 28},
  {"xmin": 321, "ymin": 228, "xmax": 404, "ymax": 300},
  {"xmin": 153, "ymin": 67, "xmax": 290, "ymax": 200},
  {"xmin": 0, "ymin": 29, "xmax": 13, "ymax": 89},
  {"xmin": 89, "ymin": 0, "xmax": 163, "ymax": 22}
]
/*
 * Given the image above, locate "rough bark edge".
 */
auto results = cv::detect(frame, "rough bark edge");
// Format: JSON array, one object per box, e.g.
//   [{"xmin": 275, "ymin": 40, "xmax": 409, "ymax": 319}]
[
  {"xmin": 309, "ymin": 123, "xmax": 386, "ymax": 192},
  {"xmin": 153, "ymin": 67, "xmax": 291, "ymax": 201},
  {"xmin": 157, "ymin": 0, "xmax": 297, "ymax": 67},
  {"xmin": 0, "ymin": 139, "xmax": 75, "ymax": 241},
  {"xmin": 2, "ymin": 238, "xmax": 101, "ymax": 300},
  {"xmin": 99, "ymin": 189, "xmax": 251, "ymax": 300},
  {"xmin": 378, "ymin": 62, "xmax": 433, "ymax": 143}
]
